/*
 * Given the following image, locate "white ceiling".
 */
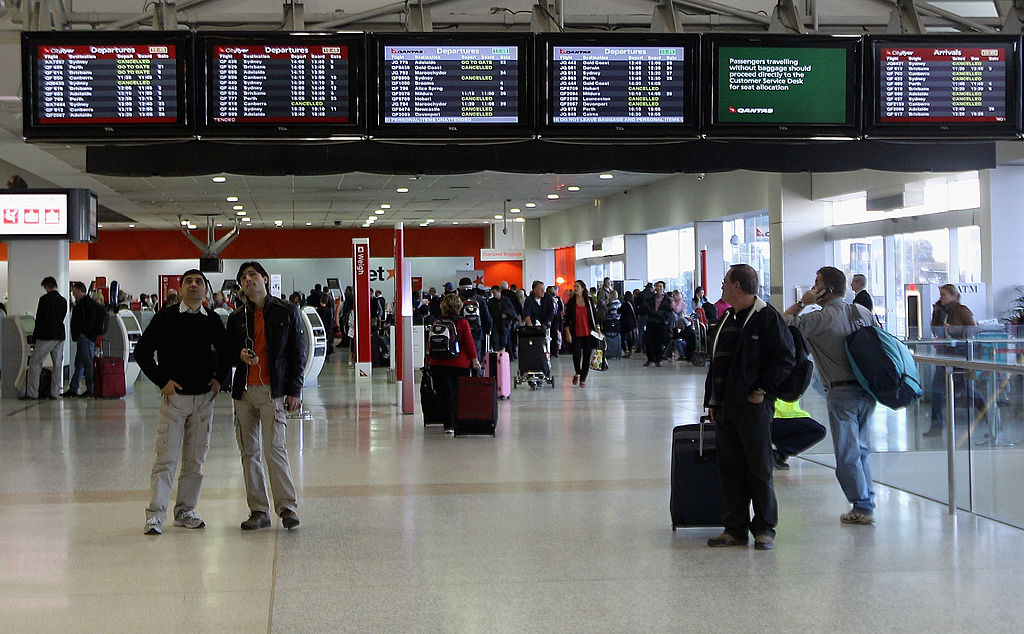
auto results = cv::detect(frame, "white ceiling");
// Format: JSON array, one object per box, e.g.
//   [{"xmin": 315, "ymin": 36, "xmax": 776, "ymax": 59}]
[{"xmin": 0, "ymin": 0, "xmax": 1010, "ymax": 231}]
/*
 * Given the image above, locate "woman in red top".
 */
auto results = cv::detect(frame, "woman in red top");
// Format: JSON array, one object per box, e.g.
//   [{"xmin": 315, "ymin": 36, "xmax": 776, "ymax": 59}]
[
  {"xmin": 563, "ymin": 280, "xmax": 600, "ymax": 387},
  {"xmin": 427, "ymin": 293, "xmax": 480, "ymax": 432}
]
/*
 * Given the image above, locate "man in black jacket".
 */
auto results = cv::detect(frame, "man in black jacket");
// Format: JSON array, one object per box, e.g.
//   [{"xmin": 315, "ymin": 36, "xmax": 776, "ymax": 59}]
[
  {"xmin": 704, "ymin": 264, "xmax": 796, "ymax": 552},
  {"xmin": 487, "ymin": 285, "xmax": 516, "ymax": 353},
  {"xmin": 457, "ymin": 277, "xmax": 492, "ymax": 356},
  {"xmin": 135, "ymin": 269, "xmax": 230, "ymax": 536},
  {"xmin": 62, "ymin": 282, "xmax": 105, "ymax": 397},
  {"xmin": 643, "ymin": 281, "xmax": 673, "ymax": 367},
  {"xmin": 23, "ymin": 276, "xmax": 67, "ymax": 400},
  {"xmin": 227, "ymin": 261, "xmax": 307, "ymax": 531}
]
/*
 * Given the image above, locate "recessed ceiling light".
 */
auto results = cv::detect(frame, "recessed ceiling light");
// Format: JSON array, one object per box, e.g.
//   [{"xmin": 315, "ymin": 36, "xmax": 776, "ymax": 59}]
[
  {"xmin": 452, "ymin": 221, "xmax": 459, "ymax": 225},
  {"xmin": 232, "ymin": 205, "xmax": 244, "ymax": 211},
  {"xmin": 305, "ymin": 222, "xmax": 312, "ymax": 226},
  {"xmin": 567, "ymin": 186, "xmax": 580, "ymax": 192},
  {"xmin": 426, "ymin": 218, "xmax": 434, "ymax": 224},
  {"xmin": 363, "ymin": 223, "xmax": 371, "ymax": 228},
  {"xmin": 509, "ymin": 207, "xmax": 521, "ymax": 214},
  {"xmin": 525, "ymin": 202, "xmax": 537, "ymax": 208},
  {"xmin": 180, "ymin": 219, "xmax": 188, "ymax": 226},
  {"xmin": 129, "ymin": 224, "xmax": 136, "ymax": 228},
  {"xmin": 396, "ymin": 187, "xmax": 409, "ymax": 193},
  {"xmin": 211, "ymin": 176, "xmax": 227, "ymax": 183},
  {"xmin": 97, "ymin": 224, "xmax": 103, "ymax": 228},
  {"xmin": 494, "ymin": 214, "xmax": 503, "ymax": 219},
  {"xmin": 226, "ymin": 196, "xmax": 238, "ymax": 202},
  {"xmin": 187, "ymin": 224, "xmax": 197, "ymax": 230},
  {"xmin": 547, "ymin": 194, "xmax": 559, "ymax": 200},
  {"xmin": 514, "ymin": 217, "xmax": 526, "ymax": 223},
  {"xmin": 236, "ymin": 211, "xmax": 246, "ymax": 216},
  {"xmin": 242, "ymin": 217, "xmax": 251, "ymax": 222},
  {"xmin": 216, "ymin": 223, "xmax": 223, "ymax": 227},
  {"xmin": 374, "ymin": 209, "xmax": 385, "ymax": 215},
  {"xmin": 274, "ymin": 220, "xmax": 283, "ymax": 225},
  {"xmin": 599, "ymin": 173, "xmax": 614, "ymax": 180},
  {"xmin": 419, "ymin": 222, "xmax": 428, "ymax": 227},
  {"xmin": 381, "ymin": 203, "xmax": 391, "ymax": 209}
]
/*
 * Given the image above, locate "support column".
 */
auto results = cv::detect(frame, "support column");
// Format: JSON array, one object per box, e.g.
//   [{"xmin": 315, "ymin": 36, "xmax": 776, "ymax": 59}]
[
  {"xmin": 352, "ymin": 238, "xmax": 371, "ymax": 383},
  {"xmin": 623, "ymin": 234, "xmax": 648, "ymax": 283},
  {"xmin": 6, "ymin": 239, "xmax": 71, "ymax": 385},
  {"xmin": 394, "ymin": 223, "xmax": 414, "ymax": 414},
  {"xmin": 695, "ymin": 221, "xmax": 725, "ymax": 297},
  {"xmin": 770, "ymin": 173, "xmax": 830, "ymax": 308}
]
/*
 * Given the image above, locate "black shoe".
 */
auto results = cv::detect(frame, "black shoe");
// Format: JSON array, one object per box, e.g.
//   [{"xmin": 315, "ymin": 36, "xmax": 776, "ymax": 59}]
[
  {"xmin": 80, "ymin": 391, "xmax": 94, "ymax": 398},
  {"xmin": 707, "ymin": 532, "xmax": 747, "ymax": 547},
  {"xmin": 773, "ymin": 451, "xmax": 790, "ymax": 471},
  {"xmin": 754, "ymin": 534, "xmax": 775, "ymax": 551},
  {"xmin": 60, "ymin": 390, "xmax": 78, "ymax": 398},
  {"xmin": 240, "ymin": 511, "xmax": 271, "ymax": 531},
  {"xmin": 281, "ymin": 510, "xmax": 300, "ymax": 530},
  {"xmin": 643, "ymin": 361, "xmax": 652, "ymax": 367},
  {"xmin": 922, "ymin": 427, "xmax": 944, "ymax": 438}
]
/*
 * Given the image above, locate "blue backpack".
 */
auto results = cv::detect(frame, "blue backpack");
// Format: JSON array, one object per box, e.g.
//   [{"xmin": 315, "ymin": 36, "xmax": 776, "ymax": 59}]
[{"xmin": 844, "ymin": 305, "xmax": 922, "ymax": 410}]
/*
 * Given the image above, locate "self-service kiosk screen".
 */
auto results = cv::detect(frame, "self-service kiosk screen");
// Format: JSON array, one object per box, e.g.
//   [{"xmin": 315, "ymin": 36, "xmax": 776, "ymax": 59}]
[
  {"xmin": 305, "ymin": 309, "xmax": 324, "ymax": 330},
  {"xmin": 119, "ymin": 313, "xmax": 141, "ymax": 332}
]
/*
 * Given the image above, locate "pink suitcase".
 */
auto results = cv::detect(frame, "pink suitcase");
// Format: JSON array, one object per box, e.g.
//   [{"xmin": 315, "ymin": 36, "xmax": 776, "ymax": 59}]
[{"xmin": 487, "ymin": 351, "xmax": 512, "ymax": 400}]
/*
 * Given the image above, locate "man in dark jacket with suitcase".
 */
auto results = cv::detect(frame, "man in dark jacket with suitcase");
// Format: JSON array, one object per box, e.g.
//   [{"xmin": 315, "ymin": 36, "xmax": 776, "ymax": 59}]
[
  {"xmin": 23, "ymin": 276, "xmax": 67, "ymax": 400},
  {"xmin": 704, "ymin": 264, "xmax": 796, "ymax": 551},
  {"xmin": 135, "ymin": 269, "xmax": 230, "ymax": 535},
  {"xmin": 227, "ymin": 261, "xmax": 307, "ymax": 531},
  {"xmin": 63, "ymin": 281, "xmax": 105, "ymax": 397}
]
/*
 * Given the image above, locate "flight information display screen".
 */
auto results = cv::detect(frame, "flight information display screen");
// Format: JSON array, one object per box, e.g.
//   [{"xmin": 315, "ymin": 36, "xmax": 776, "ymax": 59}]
[
  {"xmin": 208, "ymin": 43, "xmax": 351, "ymax": 123},
  {"xmin": 32, "ymin": 43, "xmax": 179, "ymax": 124},
  {"xmin": 381, "ymin": 44, "xmax": 520, "ymax": 124},
  {"xmin": 550, "ymin": 45, "xmax": 687, "ymax": 123},
  {"xmin": 877, "ymin": 45, "xmax": 1009, "ymax": 123},
  {"xmin": 715, "ymin": 45, "xmax": 850, "ymax": 124}
]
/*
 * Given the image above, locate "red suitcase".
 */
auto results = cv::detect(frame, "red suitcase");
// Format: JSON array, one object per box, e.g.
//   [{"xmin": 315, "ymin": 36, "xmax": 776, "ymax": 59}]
[
  {"xmin": 454, "ymin": 376, "xmax": 498, "ymax": 437},
  {"xmin": 93, "ymin": 356, "xmax": 126, "ymax": 398},
  {"xmin": 486, "ymin": 351, "xmax": 512, "ymax": 400}
]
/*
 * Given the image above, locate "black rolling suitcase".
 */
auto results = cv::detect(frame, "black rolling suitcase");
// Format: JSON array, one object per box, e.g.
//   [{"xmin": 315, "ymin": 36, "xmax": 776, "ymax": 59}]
[
  {"xmin": 420, "ymin": 367, "xmax": 446, "ymax": 426},
  {"xmin": 670, "ymin": 416, "xmax": 726, "ymax": 529}
]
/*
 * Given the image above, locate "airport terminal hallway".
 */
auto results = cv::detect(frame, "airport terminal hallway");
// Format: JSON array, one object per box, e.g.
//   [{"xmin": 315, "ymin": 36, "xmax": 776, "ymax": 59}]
[{"xmin": 1, "ymin": 354, "xmax": 1022, "ymax": 632}]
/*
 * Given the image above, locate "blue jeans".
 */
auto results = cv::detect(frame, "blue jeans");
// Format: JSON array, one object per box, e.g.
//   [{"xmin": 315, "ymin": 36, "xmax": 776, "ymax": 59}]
[
  {"xmin": 826, "ymin": 385, "xmax": 876, "ymax": 512},
  {"xmin": 70, "ymin": 334, "xmax": 95, "ymax": 393}
]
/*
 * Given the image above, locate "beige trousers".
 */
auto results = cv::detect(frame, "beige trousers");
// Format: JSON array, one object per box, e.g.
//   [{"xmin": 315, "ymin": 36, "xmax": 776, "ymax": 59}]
[
  {"xmin": 234, "ymin": 384, "xmax": 297, "ymax": 516},
  {"xmin": 146, "ymin": 392, "xmax": 215, "ymax": 523}
]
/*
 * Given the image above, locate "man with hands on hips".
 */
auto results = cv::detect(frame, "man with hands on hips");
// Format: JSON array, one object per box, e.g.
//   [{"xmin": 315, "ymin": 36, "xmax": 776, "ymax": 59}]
[
  {"xmin": 704, "ymin": 264, "xmax": 796, "ymax": 551},
  {"xmin": 227, "ymin": 261, "xmax": 307, "ymax": 531},
  {"xmin": 135, "ymin": 269, "xmax": 230, "ymax": 535}
]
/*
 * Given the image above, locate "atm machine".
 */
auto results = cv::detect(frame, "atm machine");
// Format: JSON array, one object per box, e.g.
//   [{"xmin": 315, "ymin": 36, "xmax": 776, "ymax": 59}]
[
  {"xmin": 109, "ymin": 309, "xmax": 143, "ymax": 393},
  {"xmin": 905, "ymin": 283, "xmax": 988, "ymax": 339},
  {"xmin": 300, "ymin": 306, "xmax": 327, "ymax": 386},
  {"xmin": 1, "ymin": 314, "xmax": 58, "ymax": 398}
]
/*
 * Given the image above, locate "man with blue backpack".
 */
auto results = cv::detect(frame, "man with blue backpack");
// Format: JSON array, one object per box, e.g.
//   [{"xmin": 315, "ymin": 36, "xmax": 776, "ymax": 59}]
[{"xmin": 784, "ymin": 266, "xmax": 878, "ymax": 526}]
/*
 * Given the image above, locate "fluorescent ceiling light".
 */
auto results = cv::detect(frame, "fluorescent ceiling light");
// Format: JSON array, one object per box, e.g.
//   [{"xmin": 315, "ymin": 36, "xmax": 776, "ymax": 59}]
[
  {"xmin": 396, "ymin": 187, "xmax": 409, "ymax": 193},
  {"xmin": 599, "ymin": 173, "xmax": 614, "ymax": 180},
  {"xmin": 211, "ymin": 176, "xmax": 227, "ymax": 183},
  {"xmin": 493, "ymin": 214, "xmax": 503, "ymax": 219},
  {"xmin": 381, "ymin": 203, "xmax": 392, "ymax": 209},
  {"xmin": 226, "ymin": 196, "xmax": 238, "ymax": 202},
  {"xmin": 547, "ymin": 194, "xmax": 559, "ymax": 200},
  {"xmin": 567, "ymin": 186, "xmax": 580, "ymax": 192},
  {"xmin": 374, "ymin": 209, "xmax": 385, "ymax": 215},
  {"xmin": 509, "ymin": 207, "xmax": 521, "ymax": 214},
  {"xmin": 525, "ymin": 202, "xmax": 536, "ymax": 208},
  {"xmin": 236, "ymin": 211, "xmax": 246, "ymax": 216},
  {"xmin": 514, "ymin": 217, "xmax": 526, "ymax": 223}
]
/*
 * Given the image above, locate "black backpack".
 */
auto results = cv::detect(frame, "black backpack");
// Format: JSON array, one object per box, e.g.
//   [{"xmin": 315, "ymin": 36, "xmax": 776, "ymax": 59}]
[
  {"xmin": 461, "ymin": 300, "xmax": 482, "ymax": 337},
  {"xmin": 428, "ymin": 318, "xmax": 461, "ymax": 360},
  {"xmin": 775, "ymin": 324, "xmax": 814, "ymax": 403}
]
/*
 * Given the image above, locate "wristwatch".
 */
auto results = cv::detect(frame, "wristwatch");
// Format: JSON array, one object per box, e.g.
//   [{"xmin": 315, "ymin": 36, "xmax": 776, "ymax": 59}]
[{"xmin": 796, "ymin": 300, "xmax": 805, "ymax": 309}]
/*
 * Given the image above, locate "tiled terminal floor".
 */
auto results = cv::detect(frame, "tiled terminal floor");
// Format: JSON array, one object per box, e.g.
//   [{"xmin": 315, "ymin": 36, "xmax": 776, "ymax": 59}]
[{"xmin": 1, "ymin": 354, "xmax": 1022, "ymax": 632}]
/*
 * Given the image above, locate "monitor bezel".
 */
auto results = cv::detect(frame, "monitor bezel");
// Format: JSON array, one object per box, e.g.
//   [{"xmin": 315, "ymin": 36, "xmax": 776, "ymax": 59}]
[
  {"xmin": 537, "ymin": 33, "xmax": 700, "ymax": 140},
  {"xmin": 195, "ymin": 31, "xmax": 365, "ymax": 140},
  {"xmin": 368, "ymin": 32, "xmax": 534, "ymax": 140},
  {"xmin": 702, "ymin": 33, "xmax": 862, "ymax": 139},
  {"xmin": 21, "ymin": 30, "xmax": 194, "ymax": 142},
  {"xmin": 864, "ymin": 34, "xmax": 1021, "ymax": 139}
]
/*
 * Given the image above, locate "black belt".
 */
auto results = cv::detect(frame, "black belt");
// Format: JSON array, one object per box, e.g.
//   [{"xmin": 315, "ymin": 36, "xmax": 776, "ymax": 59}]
[{"xmin": 828, "ymin": 380, "xmax": 861, "ymax": 389}]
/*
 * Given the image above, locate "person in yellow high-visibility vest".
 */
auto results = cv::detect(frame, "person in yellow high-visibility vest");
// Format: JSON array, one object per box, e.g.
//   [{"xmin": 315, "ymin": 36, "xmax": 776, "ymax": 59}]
[{"xmin": 771, "ymin": 399, "xmax": 826, "ymax": 470}]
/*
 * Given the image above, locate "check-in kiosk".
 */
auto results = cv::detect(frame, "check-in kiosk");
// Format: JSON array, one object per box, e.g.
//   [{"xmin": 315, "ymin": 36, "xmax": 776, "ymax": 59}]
[
  {"xmin": 1, "ymin": 314, "xmax": 58, "ymax": 398},
  {"xmin": 213, "ymin": 307, "xmax": 231, "ymax": 328},
  {"xmin": 300, "ymin": 306, "xmax": 327, "ymax": 386},
  {"xmin": 109, "ymin": 309, "xmax": 142, "ymax": 392},
  {"xmin": 132, "ymin": 308, "xmax": 156, "ymax": 334}
]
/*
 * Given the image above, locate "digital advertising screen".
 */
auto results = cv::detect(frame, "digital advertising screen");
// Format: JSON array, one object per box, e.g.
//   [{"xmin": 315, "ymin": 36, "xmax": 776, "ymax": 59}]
[
  {"xmin": 540, "ymin": 34, "xmax": 698, "ymax": 137},
  {"xmin": 371, "ymin": 33, "xmax": 532, "ymax": 137},
  {"xmin": 0, "ymin": 192, "xmax": 69, "ymax": 238},
  {"xmin": 705, "ymin": 35, "xmax": 860, "ymax": 137},
  {"xmin": 22, "ymin": 31, "xmax": 192, "ymax": 140},
  {"xmin": 197, "ymin": 32, "xmax": 363, "ymax": 138},
  {"xmin": 866, "ymin": 37, "xmax": 1019, "ymax": 137}
]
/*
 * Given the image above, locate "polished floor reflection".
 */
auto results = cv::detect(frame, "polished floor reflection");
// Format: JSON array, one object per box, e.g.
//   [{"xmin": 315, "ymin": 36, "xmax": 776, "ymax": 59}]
[{"xmin": 2, "ymin": 354, "xmax": 1023, "ymax": 632}]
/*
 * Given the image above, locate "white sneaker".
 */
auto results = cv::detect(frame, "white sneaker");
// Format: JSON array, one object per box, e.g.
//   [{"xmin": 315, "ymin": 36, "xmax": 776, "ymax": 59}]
[
  {"xmin": 173, "ymin": 509, "xmax": 206, "ymax": 529},
  {"xmin": 144, "ymin": 518, "xmax": 162, "ymax": 535}
]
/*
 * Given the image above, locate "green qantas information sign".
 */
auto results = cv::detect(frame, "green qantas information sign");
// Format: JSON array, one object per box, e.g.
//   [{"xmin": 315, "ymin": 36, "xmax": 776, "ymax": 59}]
[{"xmin": 717, "ymin": 46, "xmax": 848, "ymax": 124}]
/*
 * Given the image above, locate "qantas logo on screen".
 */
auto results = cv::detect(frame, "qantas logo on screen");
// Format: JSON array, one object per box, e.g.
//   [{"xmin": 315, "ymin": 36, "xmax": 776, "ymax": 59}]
[
  {"xmin": 391, "ymin": 48, "xmax": 424, "ymax": 54},
  {"xmin": 729, "ymin": 107, "xmax": 774, "ymax": 114}
]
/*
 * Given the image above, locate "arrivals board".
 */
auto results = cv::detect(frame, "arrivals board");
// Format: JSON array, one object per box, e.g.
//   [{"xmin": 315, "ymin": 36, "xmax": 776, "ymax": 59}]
[
  {"xmin": 208, "ymin": 43, "xmax": 350, "ymax": 123},
  {"xmin": 381, "ymin": 45, "xmax": 520, "ymax": 124},
  {"xmin": 550, "ymin": 46, "xmax": 686, "ymax": 123},
  {"xmin": 32, "ymin": 44, "xmax": 178, "ymax": 124}
]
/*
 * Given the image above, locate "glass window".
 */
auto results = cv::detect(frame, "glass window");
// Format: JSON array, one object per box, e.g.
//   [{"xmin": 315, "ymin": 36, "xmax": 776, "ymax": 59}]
[
  {"xmin": 830, "ymin": 172, "xmax": 979, "ymax": 226},
  {"xmin": 723, "ymin": 214, "xmax": 771, "ymax": 301},
  {"xmin": 956, "ymin": 226, "xmax": 982, "ymax": 283},
  {"xmin": 648, "ymin": 226, "xmax": 695, "ymax": 302},
  {"xmin": 835, "ymin": 236, "xmax": 885, "ymax": 322}
]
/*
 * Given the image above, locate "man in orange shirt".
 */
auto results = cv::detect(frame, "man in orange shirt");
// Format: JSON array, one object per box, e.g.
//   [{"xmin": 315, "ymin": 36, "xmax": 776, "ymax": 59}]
[{"xmin": 227, "ymin": 261, "xmax": 307, "ymax": 531}]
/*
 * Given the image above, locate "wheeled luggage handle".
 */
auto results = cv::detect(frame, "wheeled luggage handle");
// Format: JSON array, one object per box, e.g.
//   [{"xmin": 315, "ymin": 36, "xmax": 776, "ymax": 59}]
[{"xmin": 698, "ymin": 414, "xmax": 713, "ymax": 457}]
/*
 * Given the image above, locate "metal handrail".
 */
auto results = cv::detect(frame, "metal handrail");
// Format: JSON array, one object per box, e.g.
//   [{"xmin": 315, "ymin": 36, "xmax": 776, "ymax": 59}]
[{"xmin": 911, "ymin": 354, "xmax": 1024, "ymax": 516}]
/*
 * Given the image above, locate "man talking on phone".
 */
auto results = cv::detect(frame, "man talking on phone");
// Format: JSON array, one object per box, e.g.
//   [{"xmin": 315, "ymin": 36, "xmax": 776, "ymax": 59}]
[
  {"xmin": 227, "ymin": 261, "xmax": 307, "ymax": 531},
  {"xmin": 783, "ymin": 267, "xmax": 877, "ymax": 526}
]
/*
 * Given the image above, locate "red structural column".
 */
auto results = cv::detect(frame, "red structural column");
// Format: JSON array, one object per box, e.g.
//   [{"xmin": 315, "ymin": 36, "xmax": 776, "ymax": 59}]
[{"xmin": 352, "ymin": 238, "xmax": 372, "ymax": 380}]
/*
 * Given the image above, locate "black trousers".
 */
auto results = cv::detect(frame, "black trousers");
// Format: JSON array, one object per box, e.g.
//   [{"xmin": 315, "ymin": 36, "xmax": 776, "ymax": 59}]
[
  {"xmin": 431, "ymin": 365, "xmax": 471, "ymax": 430},
  {"xmin": 715, "ymin": 400, "xmax": 778, "ymax": 539},
  {"xmin": 644, "ymin": 324, "xmax": 666, "ymax": 363},
  {"xmin": 570, "ymin": 335, "xmax": 597, "ymax": 382},
  {"xmin": 771, "ymin": 417, "xmax": 827, "ymax": 459}
]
